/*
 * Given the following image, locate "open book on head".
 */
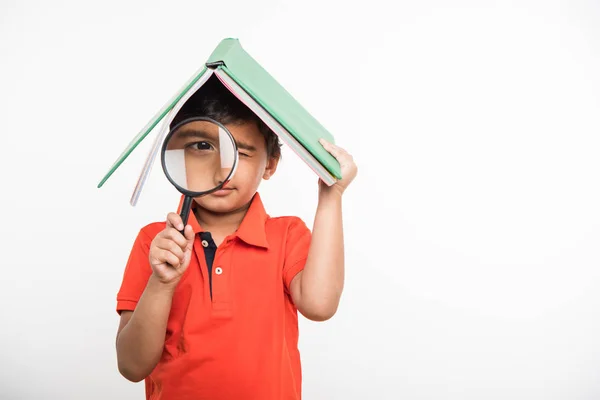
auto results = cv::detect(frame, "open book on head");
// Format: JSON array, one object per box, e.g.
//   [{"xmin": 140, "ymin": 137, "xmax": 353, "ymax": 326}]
[{"xmin": 97, "ymin": 38, "xmax": 342, "ymax": 206}]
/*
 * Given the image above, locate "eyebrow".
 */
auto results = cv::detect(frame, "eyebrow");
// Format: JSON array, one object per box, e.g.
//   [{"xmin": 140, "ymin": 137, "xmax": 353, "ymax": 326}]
[
  {"xmin": 235, "ymin": 141, "xmax": 257, "ymax": 152},
  {"xmin": 175, "ymin": 128, "xmax": 257, "ymax": 152},
  {"xmin": 174, "ymin": 129, "xmax": 214, "ymax": 140}
]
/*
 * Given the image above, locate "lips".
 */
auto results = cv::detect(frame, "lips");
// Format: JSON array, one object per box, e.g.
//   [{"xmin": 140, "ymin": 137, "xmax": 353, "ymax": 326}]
[{"xmin": 212, "ymin": 188, "xmax": 234, "ymax": 196}]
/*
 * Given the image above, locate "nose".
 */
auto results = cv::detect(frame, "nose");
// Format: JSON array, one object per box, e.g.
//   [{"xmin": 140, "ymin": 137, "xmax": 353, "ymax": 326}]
[{"xmin": 214, "ymin": 167, "xmax": 230, "ymax": 186}]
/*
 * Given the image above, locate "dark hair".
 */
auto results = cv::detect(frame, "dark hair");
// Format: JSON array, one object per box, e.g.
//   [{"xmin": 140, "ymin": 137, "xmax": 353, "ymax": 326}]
[{"xmin": 170, "ymin": 76, "xmax": 281, "ymax": 159}]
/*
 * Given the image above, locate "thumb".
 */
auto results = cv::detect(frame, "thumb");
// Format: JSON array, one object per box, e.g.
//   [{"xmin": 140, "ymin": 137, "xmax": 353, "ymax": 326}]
[
  {"xmin": 183, "ymin": 225, "xmax": 195, "ymax": 251},
  {"xmin": 180, "ymin": 225, "xmax": 195, "ymax": 269}
]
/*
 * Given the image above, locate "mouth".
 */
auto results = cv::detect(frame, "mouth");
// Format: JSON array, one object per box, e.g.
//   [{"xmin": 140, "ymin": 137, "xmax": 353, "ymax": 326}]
[{"xmin": 212, "ymin": 187, "xmax": 234, "ymax": 196}]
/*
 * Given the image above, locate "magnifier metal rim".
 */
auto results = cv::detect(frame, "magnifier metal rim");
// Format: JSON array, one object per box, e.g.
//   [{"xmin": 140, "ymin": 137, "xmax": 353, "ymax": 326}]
[{"xmin": 160, "ymin": 116, "xmax": 239, "ymax": 198}]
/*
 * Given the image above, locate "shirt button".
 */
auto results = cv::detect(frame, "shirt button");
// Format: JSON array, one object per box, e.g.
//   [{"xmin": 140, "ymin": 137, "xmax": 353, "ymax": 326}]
[
  {"xmin": 215, "ymin": 267, "xmax": 223, "ymax": 275},
  {"xmin": 201, "ymin": 240, "xmax": 208, "ymax": 247}
]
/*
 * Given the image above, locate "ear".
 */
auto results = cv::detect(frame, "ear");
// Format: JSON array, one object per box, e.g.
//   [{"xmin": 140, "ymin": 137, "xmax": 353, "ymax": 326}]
[{"xmin": 262, "ymin": 156, "xmax": 280, "ymax": 180}]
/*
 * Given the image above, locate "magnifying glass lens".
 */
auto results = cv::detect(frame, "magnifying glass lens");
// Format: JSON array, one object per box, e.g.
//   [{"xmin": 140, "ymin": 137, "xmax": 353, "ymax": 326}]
[{"xmin": 163, "ymin": 119, "xmax": 237, "ymax": 193}]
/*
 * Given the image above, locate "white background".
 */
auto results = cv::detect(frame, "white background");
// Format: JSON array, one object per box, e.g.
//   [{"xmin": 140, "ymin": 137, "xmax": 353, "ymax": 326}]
[{"xmin": 1, "ymin": 0, "xmax": 600, "ymax": 399}]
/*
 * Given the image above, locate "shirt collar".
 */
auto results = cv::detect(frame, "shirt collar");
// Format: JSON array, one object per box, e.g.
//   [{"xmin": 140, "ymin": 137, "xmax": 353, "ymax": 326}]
[{"xmin": 176, "ymin": 192, "xmax": 270, "ymax": 249}]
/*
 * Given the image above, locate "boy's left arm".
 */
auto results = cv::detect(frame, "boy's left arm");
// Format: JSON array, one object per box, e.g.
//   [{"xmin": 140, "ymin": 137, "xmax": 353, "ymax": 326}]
[{"xmin": 289, "ymin": 139, "xmax": 358, "ymax": 321}]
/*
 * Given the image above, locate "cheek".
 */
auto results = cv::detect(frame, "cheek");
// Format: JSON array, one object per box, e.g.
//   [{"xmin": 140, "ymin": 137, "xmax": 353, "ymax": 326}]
[{"xmin": 232, "ymin": 158, "xmax": 266, "ymax": 183}]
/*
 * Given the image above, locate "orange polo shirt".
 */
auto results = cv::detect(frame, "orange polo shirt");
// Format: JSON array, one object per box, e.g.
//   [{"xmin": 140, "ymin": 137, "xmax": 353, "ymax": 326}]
[{"xmin": 116, "ymin": 193, "xmax": 311, "ymax": 400}]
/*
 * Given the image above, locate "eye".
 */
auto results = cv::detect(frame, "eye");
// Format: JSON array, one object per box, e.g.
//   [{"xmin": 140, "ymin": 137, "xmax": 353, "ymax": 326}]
[
  {"xmin": 188, "ymin": 141, "xmax": 214, "ymax": 151},
  {"xmin": 239, "ymin": 152, "xmax": 250, "ymax": 157}
]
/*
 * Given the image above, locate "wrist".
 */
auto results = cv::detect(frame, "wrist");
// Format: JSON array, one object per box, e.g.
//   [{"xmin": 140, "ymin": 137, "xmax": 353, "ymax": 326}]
[
  {"xmin": 148, "ymin": 273, "xmax": 179, "ymax": 294},
  {"xmin": 318, "ymin": 187, "xmax": 343, "ymax": 203}
]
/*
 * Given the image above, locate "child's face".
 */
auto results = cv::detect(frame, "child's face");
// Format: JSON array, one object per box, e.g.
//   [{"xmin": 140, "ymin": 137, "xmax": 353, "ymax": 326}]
[{"xmin": 192, "ymin": 120, "xmax": 278, "ymax": 214}]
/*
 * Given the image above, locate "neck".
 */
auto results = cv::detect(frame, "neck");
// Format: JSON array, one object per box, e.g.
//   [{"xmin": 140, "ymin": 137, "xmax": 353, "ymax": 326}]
[{"xmin": 194, "ymin": 202, "xmax": 251, "ymax": 236}]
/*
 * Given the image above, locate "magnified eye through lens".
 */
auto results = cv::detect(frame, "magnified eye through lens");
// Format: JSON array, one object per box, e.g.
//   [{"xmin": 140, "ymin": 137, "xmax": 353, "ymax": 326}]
[
  {"xmin": 162, "ymin": 118, "xmax": 238, "ymax": 195},
  {"xmin": 189, "ymin": 141, "xmax": 213, "ymax": 151}
]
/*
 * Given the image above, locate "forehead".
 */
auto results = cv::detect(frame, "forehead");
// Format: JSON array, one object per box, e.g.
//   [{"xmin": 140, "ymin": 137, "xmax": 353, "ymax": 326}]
[{"xmin": 223, "ymin": 121, "xmax": 264, "ymax": 146}]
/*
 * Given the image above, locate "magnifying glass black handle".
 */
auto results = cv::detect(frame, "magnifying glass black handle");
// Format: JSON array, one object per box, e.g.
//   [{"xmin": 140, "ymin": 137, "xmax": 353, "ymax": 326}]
[{"xmin": 179, "ymin": 196, "xmax": 194, "ymax": 236}]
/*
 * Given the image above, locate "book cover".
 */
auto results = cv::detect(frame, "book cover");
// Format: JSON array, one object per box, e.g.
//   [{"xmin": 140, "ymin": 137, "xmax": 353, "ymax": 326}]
[{"xmin": 98, "ymin": 38, "xmax": 341, "ymax": 202}]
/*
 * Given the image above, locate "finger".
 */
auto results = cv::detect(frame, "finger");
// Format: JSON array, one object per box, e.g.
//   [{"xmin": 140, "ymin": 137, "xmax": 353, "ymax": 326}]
[
  {"xmin": 319, "ymin": 139, "xmax": 348, "ymax": 160},
  {"xmin": 161, "ymin": 227, "xmax": 188, "ymax": 249},
  {"xmin": 160, "ymin": 236, "xmax": 186, "ymax": 260},
  {"xmin": 159, "ymin": 249, "xmax": 181, "ymax": 268},
  {"xmin": 156, "ymin": 238, "xmax": 185, "ymax": 261},
  {"xmin": 166, "ymin": 212, "xmax": 184, "ymax": 231},
  {"xmin": 183, "ymin": 225, "xmax": 195, "ymax": 249}
]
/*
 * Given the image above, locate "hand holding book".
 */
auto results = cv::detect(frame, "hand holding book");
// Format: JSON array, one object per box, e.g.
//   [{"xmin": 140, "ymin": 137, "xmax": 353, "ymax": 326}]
[{"xmin": 318, "ymin": 139, "xmax": 358, "ymax": 197}]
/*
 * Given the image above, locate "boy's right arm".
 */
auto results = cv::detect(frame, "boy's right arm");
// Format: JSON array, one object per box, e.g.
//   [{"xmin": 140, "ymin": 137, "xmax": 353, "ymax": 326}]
[
  {"xmin": 116, "ymin": 213, "xmax": 195, "ymax": 382},
  {"xmin": 116, "ymin": 276, "xmax": 178, "ymax": 382}
]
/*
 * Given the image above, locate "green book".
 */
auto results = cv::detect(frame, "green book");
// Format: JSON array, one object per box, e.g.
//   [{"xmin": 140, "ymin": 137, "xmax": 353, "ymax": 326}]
[{"xmin": 97, "ymin": 38, "xmax": 342, "ymax": 205}]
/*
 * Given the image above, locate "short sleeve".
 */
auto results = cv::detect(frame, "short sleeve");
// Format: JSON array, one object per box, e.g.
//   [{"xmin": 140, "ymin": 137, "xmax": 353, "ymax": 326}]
[
  {"xmin": 282, "ymin": 217, "xmax": 312, "ymax": 294},
  {"xmin": 116, "ymin": 228, "xmax": 154, "ymax": 314}
]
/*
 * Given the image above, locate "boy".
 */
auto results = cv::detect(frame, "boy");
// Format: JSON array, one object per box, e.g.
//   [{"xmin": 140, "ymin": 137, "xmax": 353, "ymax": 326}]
[{"xmin": 115, "ymin": 77, "xmax": 357, "ymax": 399}]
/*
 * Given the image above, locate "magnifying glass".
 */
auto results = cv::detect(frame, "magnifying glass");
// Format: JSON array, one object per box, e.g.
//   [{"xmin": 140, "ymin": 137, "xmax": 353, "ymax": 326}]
[{"xmin": 161, "ymin": 117, "xmax": 238, "ymax": 234}]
